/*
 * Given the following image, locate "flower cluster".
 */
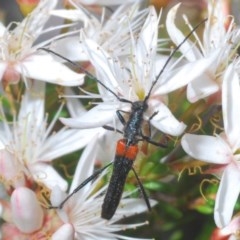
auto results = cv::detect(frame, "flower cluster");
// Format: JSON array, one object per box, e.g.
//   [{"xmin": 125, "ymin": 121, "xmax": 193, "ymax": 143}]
[{"xmin": 1, "ymin": 0, "xmax": 240, "ymax": 239}]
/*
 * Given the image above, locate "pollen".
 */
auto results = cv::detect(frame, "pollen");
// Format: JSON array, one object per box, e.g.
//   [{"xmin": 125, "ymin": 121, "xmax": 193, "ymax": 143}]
[{"xmin": 136, "ymin": 87, "xmax": 146, "ymax": 101}]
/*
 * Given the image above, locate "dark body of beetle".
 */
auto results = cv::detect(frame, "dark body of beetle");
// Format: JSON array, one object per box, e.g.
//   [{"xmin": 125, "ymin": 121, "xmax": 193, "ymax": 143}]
[{"xmin": 101, "ymin": 101, "xmax": 148, "ymax": 219}]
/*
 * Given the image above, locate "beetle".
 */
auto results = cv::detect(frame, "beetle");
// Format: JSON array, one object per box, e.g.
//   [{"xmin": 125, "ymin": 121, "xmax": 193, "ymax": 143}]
[{"xmin": 42, "ymin": 17, "xmax": 207, "ymax": 220}]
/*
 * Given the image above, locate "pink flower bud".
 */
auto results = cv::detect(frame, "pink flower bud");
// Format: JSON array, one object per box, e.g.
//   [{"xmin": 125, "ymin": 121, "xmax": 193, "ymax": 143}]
[{"xmin": 11, "ymin": 187, "xmax": 44, "ymax": 233}]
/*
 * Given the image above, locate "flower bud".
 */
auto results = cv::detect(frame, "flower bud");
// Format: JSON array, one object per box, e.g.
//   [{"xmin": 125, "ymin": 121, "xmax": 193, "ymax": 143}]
[{"xmin": 11, "ymin": 187, "xmax": 44, "ymax": 233}]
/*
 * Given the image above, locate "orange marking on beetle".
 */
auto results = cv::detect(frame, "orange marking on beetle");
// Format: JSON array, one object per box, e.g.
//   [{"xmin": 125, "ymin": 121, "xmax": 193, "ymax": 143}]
[{"xmin": 116, "ymin": 139, "xmax": 138, "ymax": 160}]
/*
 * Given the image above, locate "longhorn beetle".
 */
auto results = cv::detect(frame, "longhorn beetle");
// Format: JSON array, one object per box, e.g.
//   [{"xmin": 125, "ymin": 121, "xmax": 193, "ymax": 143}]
[{"xmin": 41, "ymin": 18, "xmax": 206, "ymax": 220}]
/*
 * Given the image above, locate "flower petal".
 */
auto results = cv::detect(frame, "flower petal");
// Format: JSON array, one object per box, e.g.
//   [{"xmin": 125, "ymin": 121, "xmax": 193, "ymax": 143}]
[
  {"xmin": 39, "ymin": 128, "xmax": 99, "ymax": 161},
  {"xmin": 29, "ymin": 163, "xmax": 68, "ymax": 191},
  {"xmin": 78, "ymin": 0, "xmax": 139, "ymax": 4},
  {"xmin": 50, "ymin": 185, "xmax": 68, "ymax": 221},
  {"xmin": 65, "ymin": 88, "xmax": 87, "ymax": 118},
  {"xmin": 150, "ymin": 103, "xmax": 186, "ymax": 136},
  {"xmin": 0, "ymin": 140, "xmax": 5, "ymax": 150},
  {"xmin": 203, "ymin": 0, "xmax": 227, "ymax": 50},
  {"xmin": 186, "ymin": 73, "xmax": 219, "ymax": 103},
  {"xmin": 214, "ymin": 163, "xmax": 240, "ymax": 228},
  {"xmin": 50, "ymin": 36, "xmax": 88, "ymax": 62},
  {"xmin": 18, "ymin": 81, "xmax": 45, "ymax": 128},
  {"xmin": 166, "ymin": 3, "xmax": 201, "ymax": 61},
  {"xmin": 69, "ymin": 137, "xmax": 98, "ymax": 194},
  {"xmin": 51, "ymin": 9, "xmax": 88, "ymax": 22},
  {"xmin": 60, "ymin": 104, "xmax": 117, "ymax": 128},
  {"xmin": 0, "ymin": 22, "xmax": 6, "ymax": 37},
  {"xmin": 11, "ymin": 187, "xmax": 43, "ymax": 233},
  {"xmin": 222, "ymin": 64, "xmax": 240, "ymax": 151},
  {"xmin": 0, "ymin": 150, "xmax": 26, "ymax": 187},
  {"xmin": 18, "ymin": 54, "xmax": 85, "ymax": 86},
  {"xmin": 113, "ymin": 198, "xmax": 157, "ymax": 220},
  {"xmin": 80, "ymin": 36, "xmax": 121, "ymax": 94},
  {"xmin": 156, "ymin": 50, "xmax": 220, "ymax": 95},
  {"xmin": 19, "ymin": 0, "xmax": 57, "ymax": 38},
  {"xmin": 181, "ymin": 134, "xmax": 231, "ymax": 164},
  {"xmin": 52, "ymin": 223, "xmax": 74, "ymax": 240},
  {"xmin": 135, "ymin": 6, "xmax": 157, "ymax": 69}
]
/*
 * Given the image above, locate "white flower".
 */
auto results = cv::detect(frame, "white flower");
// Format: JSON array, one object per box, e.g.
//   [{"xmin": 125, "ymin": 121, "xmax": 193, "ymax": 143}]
[
  {"xmin": 50, "ymin": 2, "xmax": 149, "ymax": 61},
  {"xmin": 61, "ymin": 6, "xmax": 193, "ymax": 137},
  {"xmin": 181, "ymin": 63, "xmax": 240, "ymax": 228},
  {"xmin": 0, "ymin": 81, "xmax": 98, "ymax": 191},
  {"xmin": 166, "ymin": 1, "xmax": 240, "ymax": 102},
  {"xmin": 51, "ymin": 137, "xmax": 156, "ymax": 240},
  {"xmin": 0, "ymin": 0, "xmax": 84, "ymax": 87}
]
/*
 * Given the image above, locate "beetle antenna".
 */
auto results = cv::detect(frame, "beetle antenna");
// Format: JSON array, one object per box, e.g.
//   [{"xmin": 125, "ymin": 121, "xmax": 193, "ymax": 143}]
[
  {"xmin": 38, "ymin": 48, "xmax": 132, "ymax": 104},
  {"xmin": 145, "ymin": 18, "xmax": 207, "ymax": 100}
]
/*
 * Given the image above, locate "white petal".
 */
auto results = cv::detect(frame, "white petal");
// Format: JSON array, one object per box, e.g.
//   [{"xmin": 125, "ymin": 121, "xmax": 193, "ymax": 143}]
[
  {"xmin": 72, "ymin": 0, "xmax": 96, "ymax": 4},
  {"xmin": 20, "ymin": 0, "xmax": 57, "ymax": 38},
  {"xmin": 65, "ymin": 88, "xmax": 87, "ymax": 118},
  {"xmin": 187, "ymin": 74, "xmax": 219, "ymax": 103},
  {"xmin": 158, "ymin": 52, "xmax": 220, "ymax": 95},
  {"xmin": 166, "ymin": 3, "xmax": 201, "ymax": 61},
  {"xmin": 81, "ymin": 37, "xmax": 120, "ymax": 91},
  {"xmin": 0, "ymin": 150, "xmax": 26, "ymax": 187},
  {"xmin": 50, "ymin": 36, "xmax": 88, "ymax": 62},
  {"xmin": 0, "ymin": 140, "xmax": 5, "ymax": 150},
  {"xmin": 11, "ymin": 187, "xmax": 44, "ymax": 233},
  {"xmin": 52, "ymin": 223, "xmax": 74, "ymax": 240},
  {"xmin": 214, "ymin": 163, "xmax": 240, "ymax": 227},
  {"xmin": 150, "ymin": 103, "xmax": 186, "ymax": 136},
  {"xmin": 203, "ymin": 0, "xmax": 226, "ymax": 50},
  {"xmin": 114, "ymin": 198, "xmax": 157, "ymax": 219},
  {"xmin": 18, "ymin": 81, "xmax": 45, "ymax": 127},
  {"xmin": 39, "ymin": 128, "xmax": 99, "ymax": 161},
  {"xmin": 69, "ymin": 137, "xmax": 98, "ymax": 194},
  {"xmin": 181, "ymin": 134, "xmax": 231, "ymax": 164},
  {"xmin": 95, "ymin": 129, "xmax": 118, "ymax": 164},
  {"xmin": 60, "ymin": 104, "xmax": 117, "ymax": 128},
  {"xmin": 0, "ymin": 22, "xmax": 6, "ymax": 37},
  {"xmin": 51, "ymin": 9, "xmax": 88, "ymax": 22},
  {"xmin": 50, "ymin": 185, "xmax": 66, "ymax": 207},
  {"xmin": 222, "ymin": 64, "xmax": 240, "ymax": 151},
  {"xmin": 50, "ymin": 186, "xmax": 70, "ymax": 226},
  {"xmin": 80, "ymin": 0, "xmax": 139, "ymax": 4},
  {"xmin": 18, "ymin": 54, "xmax": 85, "ymax": 86},
  {"xmin": 29, "ymin": 163, "xmax": 68, "ymax": 191},
  {"xmin": 139, "ymin": 6, "xmax": 157, "ymax": 51},
  {"xmin": 136, "ymin": 6, "xmax": 158, "ymax": 67}
]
